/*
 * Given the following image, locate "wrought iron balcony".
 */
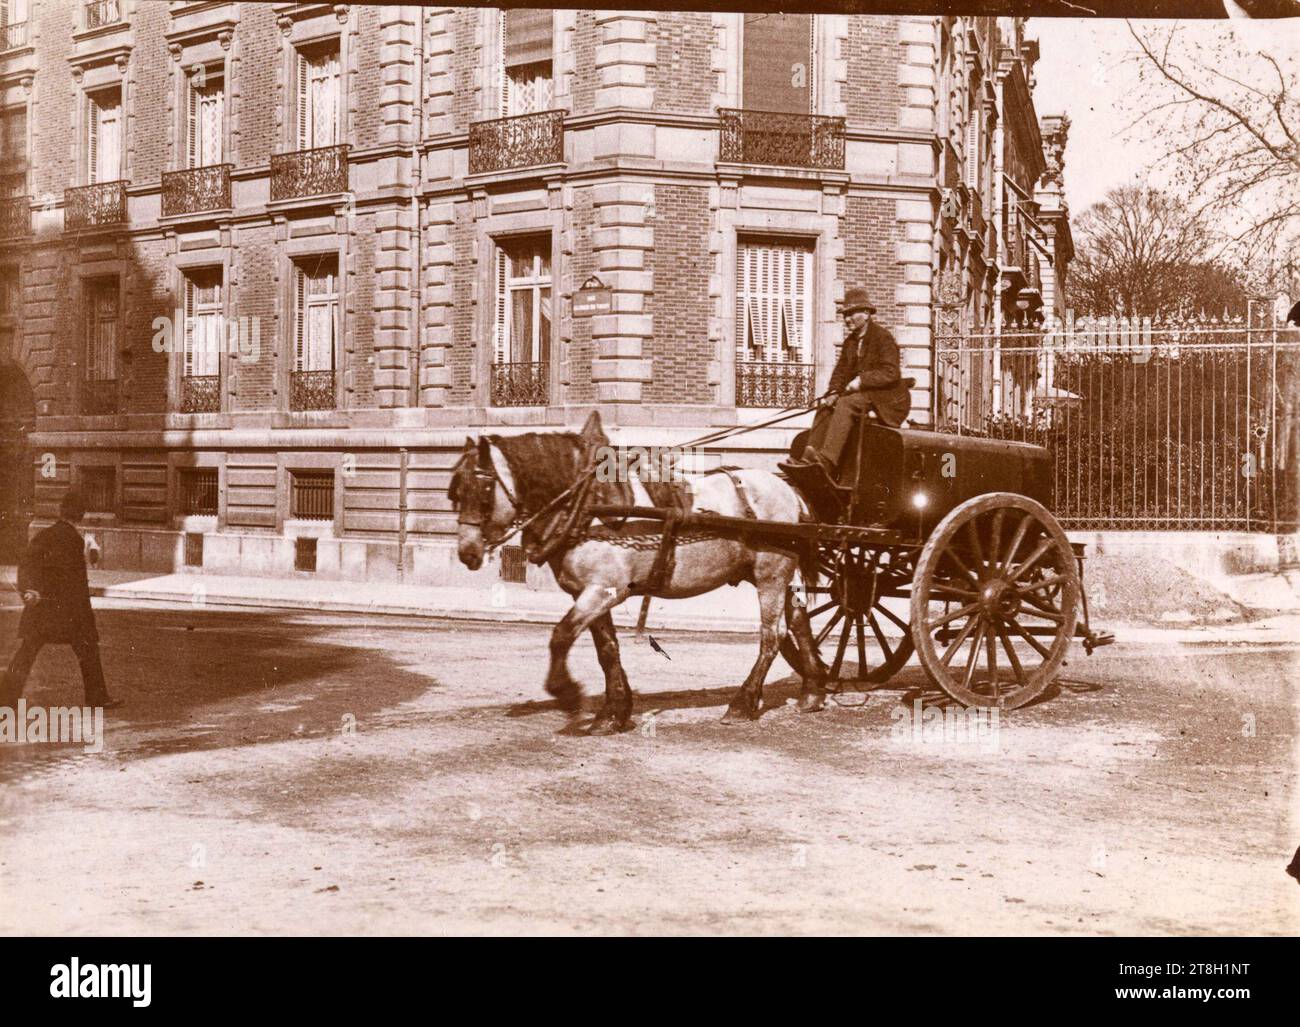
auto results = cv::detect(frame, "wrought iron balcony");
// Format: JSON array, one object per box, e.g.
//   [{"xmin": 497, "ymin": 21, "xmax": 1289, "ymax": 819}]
[
  {"xmin": 490, "ymin": 361, "xmax": 549, "ymax": 407},
  {"xmin": 289, "ymin": 369, "xmax": 336, "ymax": 411},
  {"xmin": 65, "ymin": 180, "xmax": 127, "ymax": 230},
  {"xmin": 162, "ymin": 164, "xmax": 232, "ymax": 217},
  {"xmin": 1, "ymin": 21, "xmax": 29, "ymax": 50},
  {"xmin": 81, "ymin": 378, "xmax": 118, "ymax": 416},
  {"xmin": 718, "ymin": 109, "xmax": 845, "ymax": 171},
  {"xmin": 0, "ymin": 195, "xmax": 29, "ymax": 238},
  {"xmin": 84, "ymin": 1, "xmax": 122, "ymax": 30},
  {"xmin": 469, "ymin": 110, "xmax": 564, "ymax": 175},
  {"xmin": 736, "ymin": 361, "xmax": 816, "ymax": 408},
  {"xmin": 270, "ymin": 144, "xmax": 349, "ymax": 201},
  {"xmin": 180, "ymin": 374, "xmax": 220, "ymax": 413}
]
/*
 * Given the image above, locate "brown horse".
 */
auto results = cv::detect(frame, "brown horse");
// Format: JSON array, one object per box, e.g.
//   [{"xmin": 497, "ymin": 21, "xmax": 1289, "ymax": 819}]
[{"xmin": 449, "ymin": 411, "xmax": 827, "ymax": 733}]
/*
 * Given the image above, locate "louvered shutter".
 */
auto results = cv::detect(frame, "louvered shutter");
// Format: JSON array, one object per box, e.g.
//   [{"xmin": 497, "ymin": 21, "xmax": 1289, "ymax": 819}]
[
  {"xmin": 294, "ymin": 265, "xmax": 305, "ymax": 371},
  {"xmin": 736, "ymin": 242, "xmax": 812, "ymax": 365},
  {"xmin": 88, "ymin": 99, "xmax": 99, "ymax": 183},
  {"xmin": 184, "ymin": 277, "xmax": 195, "ymax": 376},
  {"xmin": 965, "ymin": 109, "xmax": 980, "ymax": 187},
  {"xmin": 494, "ymin": 247, "xmax": 508, "ymax": 364},
  {"xmin": 296, "ymin": 53, "xmax": 308, "ymax": 149},
  {"xmin": 186, "ymin": 82, "xmax": 197, "ymax": 168}
]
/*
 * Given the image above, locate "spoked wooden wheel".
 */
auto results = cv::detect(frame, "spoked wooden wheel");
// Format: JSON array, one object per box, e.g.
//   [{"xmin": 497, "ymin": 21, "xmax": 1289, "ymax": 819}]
[
  {"xmin": 804, "ymin": 546, "xmax": 914, "ymax": 685},
  {"xmin": 910, "ymin": 493, "xmax": 1079, "ymax": 710}
]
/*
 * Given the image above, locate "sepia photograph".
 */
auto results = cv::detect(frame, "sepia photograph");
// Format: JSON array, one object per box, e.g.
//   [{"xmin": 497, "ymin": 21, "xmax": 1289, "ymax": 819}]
[{"xmin": 0, "ymin": 0, "xmax": 1296, "ymax": 1007}]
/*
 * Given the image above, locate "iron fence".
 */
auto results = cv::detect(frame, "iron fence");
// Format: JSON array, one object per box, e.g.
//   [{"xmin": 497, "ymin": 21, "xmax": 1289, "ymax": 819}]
[
  {"xmin": 0, "ymin": 195, "xmax": 28, "ymax": 238},
  {"xmin": 181, "ymin": 374, "xmax": 220, "ymax": 413},
  {"xmin": 718, "ymin": 108, "xmax": 846, "ymax": 171},
  {"xmin": 736, "ymin": 361, "xmax": 816, "ymax": 408},
  {"xmin": 490, "ymin": 361, "xmax": 549, "ymax": 407},
  {"xmin": 468, "ymin": 110, "xmax": 565, "ymax": 175},
  {"xmin": 935, "ymin": 315, "xmax": 1299, "ymax": 532},
  {"xmin": 162, "ymin": 164, "xmax": 232, "ymax": 217},
  {"xmin": 289, "ymin": 369, "xmax": 335, "ymax": 411},
  {"xmin": 270, "ymin": 144, "xmax": 349, "ymax": 201},
  {"xmin": 65, "ymin": 181, "xmax": 127, "ymax": 229}
]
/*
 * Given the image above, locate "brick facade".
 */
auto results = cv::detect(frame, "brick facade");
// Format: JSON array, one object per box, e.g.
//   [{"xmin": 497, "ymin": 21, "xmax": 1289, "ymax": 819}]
[{"xmin": 0, "ymin": 7, "xmax": 1067, "ymax": 584}]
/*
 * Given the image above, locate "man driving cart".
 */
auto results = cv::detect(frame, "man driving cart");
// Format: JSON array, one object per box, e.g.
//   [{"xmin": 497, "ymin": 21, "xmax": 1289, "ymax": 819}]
[{"xmin": 795, "ymin": 285, "xmax": 912, "ymax": 478}]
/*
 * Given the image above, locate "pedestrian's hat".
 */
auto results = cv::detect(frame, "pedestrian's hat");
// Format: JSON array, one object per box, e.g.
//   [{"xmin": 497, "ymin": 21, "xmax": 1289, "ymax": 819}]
[{"xmin": 841, "ymin": 286, "xmax": 877, "ymax": 315}]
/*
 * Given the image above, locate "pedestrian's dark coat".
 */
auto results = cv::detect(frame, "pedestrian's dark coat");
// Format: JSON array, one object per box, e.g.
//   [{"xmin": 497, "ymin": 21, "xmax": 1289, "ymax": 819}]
[
  {"xmin": 825, "ymin": 319, "xmax": 911, "ymax": 428},
  {"xmin": 15, "ymin": 520, "xmax": 98, "ymax": 643}
]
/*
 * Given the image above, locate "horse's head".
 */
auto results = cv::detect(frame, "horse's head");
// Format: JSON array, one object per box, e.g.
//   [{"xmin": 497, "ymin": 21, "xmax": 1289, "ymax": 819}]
[{"xmin": 448, "ymin": 436, "xmax": 519, "ymax": 571}]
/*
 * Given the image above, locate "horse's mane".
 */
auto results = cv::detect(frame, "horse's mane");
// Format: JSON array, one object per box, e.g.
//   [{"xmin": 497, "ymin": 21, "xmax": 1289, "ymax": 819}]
[{"xmin": 486, "ymin": 431, "xmax": 588, "ymax": 516}]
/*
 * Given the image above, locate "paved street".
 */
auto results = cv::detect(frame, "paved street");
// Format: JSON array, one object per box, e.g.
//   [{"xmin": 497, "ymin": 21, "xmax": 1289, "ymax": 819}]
[{"xmin": 1, "ymin": 596, "xmax": 1297, "ymax": 935}]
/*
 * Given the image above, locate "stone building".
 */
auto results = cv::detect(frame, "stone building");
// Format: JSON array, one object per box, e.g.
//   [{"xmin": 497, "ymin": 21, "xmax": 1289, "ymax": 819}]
[{"xmin": 0, "ymin": 4, "xmax": 1069, "ymax": 583}]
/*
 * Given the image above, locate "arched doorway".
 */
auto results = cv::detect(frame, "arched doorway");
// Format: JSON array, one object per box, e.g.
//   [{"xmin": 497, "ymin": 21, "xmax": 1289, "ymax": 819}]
[{"xmin": 0, "ymin": 361, "xmax": 36, "ymax": 562}]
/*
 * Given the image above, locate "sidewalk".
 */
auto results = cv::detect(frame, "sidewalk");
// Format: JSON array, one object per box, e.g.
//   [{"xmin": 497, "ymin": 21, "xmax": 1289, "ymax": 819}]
[{"xmin": 3, "ymin": 564, "xmax": 1296, "ymax": 643}]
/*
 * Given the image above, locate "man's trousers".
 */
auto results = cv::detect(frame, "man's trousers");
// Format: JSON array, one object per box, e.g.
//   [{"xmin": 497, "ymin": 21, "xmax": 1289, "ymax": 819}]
[{"xmin": 2, "ymin": 637, "xmax": 109, "ymax": 708}]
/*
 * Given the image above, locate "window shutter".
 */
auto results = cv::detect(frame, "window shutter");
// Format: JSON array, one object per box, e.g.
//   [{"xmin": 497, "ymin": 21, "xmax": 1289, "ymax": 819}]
[
  {"xmin": 1, "ymin": 2, "xmax": 9, "ymax": 29},
  {"xmin": 494, "ymin": 247, "xmax": 507, "ymax": 365},
  {"xmin": 296, "ymin": 52, "xmax": 308, "ymax": 149},
  {"xmin": 294, "ymin": 265, "xmax": 305, "ymax": 371},
  {"xmin": 186, "ymin": 81, "xmax": 197, "ymax": 168},
  {"xmin": 184, "ymin": 277, "xmax": 194, "ymax": 376},
  {"xmin": 499, "ymin": 13, "xmax": 508, "ymax": 116},
  {"xmin": 965, "ymin": 111, "xmax": 979, "ymax": 188},
  {"xmin": 88, "ymin": 99, "xmax": 99, "ymax": 183}
]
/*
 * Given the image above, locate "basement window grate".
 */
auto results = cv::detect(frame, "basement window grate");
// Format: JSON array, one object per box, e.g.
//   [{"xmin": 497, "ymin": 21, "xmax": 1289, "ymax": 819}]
[
  {"xmin": 294, "ymin": 536, "xmax": 318, "ymax": 572},
  {"xmin": 500, "ymin": 545, "xmax": 527, "ymax": 583},
  {"xmin": 184, "ymin": 532, "xmax": 204, "ymax": 567}
]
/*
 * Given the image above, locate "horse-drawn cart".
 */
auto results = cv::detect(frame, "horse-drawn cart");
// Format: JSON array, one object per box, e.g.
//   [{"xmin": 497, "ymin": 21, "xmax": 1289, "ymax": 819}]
[{"xmin": 588, "ymin": 417, "xmax": 1113, "ymax": 711}]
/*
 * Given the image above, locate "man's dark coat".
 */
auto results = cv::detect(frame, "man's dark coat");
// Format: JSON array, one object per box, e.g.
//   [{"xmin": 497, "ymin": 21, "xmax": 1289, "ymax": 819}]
[
  {"xmin": 15, "ymin": 520, "xmax": 98, "ymax": 644},
  {"xmin": 824, "ymin": 319, "xmax": 911, "ymax": 427}
]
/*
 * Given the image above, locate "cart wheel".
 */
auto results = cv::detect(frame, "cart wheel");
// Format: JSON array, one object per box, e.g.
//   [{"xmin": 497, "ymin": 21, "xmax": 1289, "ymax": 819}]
[
  {"xmin": 910, "ymin": 493, "xmax": 1079, "ymax": 710},
  {"xmin": 803, "ymin": 546, "xmax": 914, "ymax": 685}
]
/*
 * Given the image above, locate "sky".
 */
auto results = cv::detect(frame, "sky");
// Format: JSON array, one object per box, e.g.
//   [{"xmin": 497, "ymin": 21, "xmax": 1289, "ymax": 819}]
[{"xmin": 1030, "ymin": 17, "xmax": 1300, "ymax": 217}]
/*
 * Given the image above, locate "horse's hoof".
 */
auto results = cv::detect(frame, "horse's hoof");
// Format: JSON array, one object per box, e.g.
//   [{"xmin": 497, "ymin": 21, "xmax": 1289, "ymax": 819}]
[
  {"xmin": 546, "ymin": 682, "xmax": 584, "ymax": 714},
  {"xmin": 587, "ymin": 713, "xmax": 631, "ymax": 736},
  {"xmin": 721, "ymin": 703, "xmax": 759, "ymax": 724},
  {"xmin": 797, "ymin": 691, "xmax": 827, "ymax": 713}
]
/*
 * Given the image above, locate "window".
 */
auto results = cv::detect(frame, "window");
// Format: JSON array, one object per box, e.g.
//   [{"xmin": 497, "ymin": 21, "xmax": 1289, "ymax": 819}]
[
  {"xmin": 2, "ymin": 0, "xmax": 30, "ymax": 49},
  {"xmin": 79, "ymin": 468, "xmax": 116, "ymax": 514},
  {"xmin": 84, "ymin": 277, "xmax": 118, "ymax": 382},
  {"xmin": 84, "ymin": 1, "xmax": 121, "ymax": 31},
  {"xmin": 494, "ymin": 236, "xmax": 552, "ymax": 365},
  {"xmin": 1, "ymin": 105, "xmax": 26, "ymax": 181},
  {"xmin": 183, "ymin": 268, "xmax": 223, "ymax": 378},
  {"xmin": 0, "ymin": 266, "xmax": 16, "ymax": 315},
  {"xmin": 735, "ymin": 239, "xmax": 813, "ymax": 364},
  {"xmin": 742, "ymin": 13, "xmax": 813, "ymax": 113},
  {"xmin": 290, "ymin": 470, "xmax": 334, "ymax": 521},
  {"xmin": 293, "ymin": 256, "xmax": 338, "ymax": 373},
  {"xmin": 186, "ymin": 72, "xmax": 224, "ymax": 168},
  {"xmin": 296, "ymin": 44, "xmax": 340, "ymax": 150},
  {"xmin": 179, "ymin": 468, "xmax": 218, "ymax": 516},
  {"xmin": 502, "ymin": 9, "xmax": 553, "ymax": 115},
  {"xmin": 87, "ymin": 87, "xmax": 122, "ymax": 184}
]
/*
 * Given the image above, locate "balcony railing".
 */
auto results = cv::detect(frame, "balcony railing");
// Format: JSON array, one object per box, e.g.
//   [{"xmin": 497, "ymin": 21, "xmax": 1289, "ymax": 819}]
[
  {"xmin": 270, "ymin": 144, "xmax": 348, "ymax": 201},
  {"xmin": 469, "ymin": 110, "xmax": 564, "ymax": 175},
  {"xmin": 736, "ymin": 361, "xmax": 816, "ymax": 408},
  {"xmin": 162, "ymin": 164, "xmax": 232, "ymax": 217},
  {"xmin": 1, "ymin": 21, "xmax": 29, "ymax": 50},
  {"xmin": 65, "ymin": 180, "xmax": 127, "ymax": 230},
  {"xmin": 81, "ymin": 378, "xmax": 118, "ymax": 416},
  {"xmin": 289, "ymin": 369, "xmax": 336, "ymax": 411},
  {"xmin": 180, "ymin": 374, "xmax": 220, "ymax": 413},
  {"xmin": 490, "ymin": 361, "xmax": 549, "ymax": 407},
  {"xmin": 718, "ymin": 109, "xmax": 846, "ymax": 171},
  {"xmin": 84, "ymin": 1, "xmax": 122, "ymax": 30},
  {"xmin": 0, "ymin": 195, "xmax": 29, "ymax": 238}
]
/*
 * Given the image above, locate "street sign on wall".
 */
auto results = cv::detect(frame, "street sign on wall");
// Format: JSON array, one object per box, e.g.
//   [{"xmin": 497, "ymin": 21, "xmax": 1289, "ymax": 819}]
[{"xmin": 573, "ymin": 276, "xmax": 612, "ymax": 317}]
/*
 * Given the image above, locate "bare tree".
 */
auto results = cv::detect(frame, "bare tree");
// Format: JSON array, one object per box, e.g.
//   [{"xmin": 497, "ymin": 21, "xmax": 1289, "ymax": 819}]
[
  {"xmin": 1069, "ymin": 185, "xmax": 1248, "ymax": 317},
  {"xmin": 1123, "ymin": 21, "xmax": 1300, "ymax": 291}
]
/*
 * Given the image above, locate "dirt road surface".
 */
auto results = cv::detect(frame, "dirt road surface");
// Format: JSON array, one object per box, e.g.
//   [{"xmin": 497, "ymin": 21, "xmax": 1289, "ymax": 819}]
[{"xmin": 1, "ymin": 600, "xmax": 1297, "ymax": 935}]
